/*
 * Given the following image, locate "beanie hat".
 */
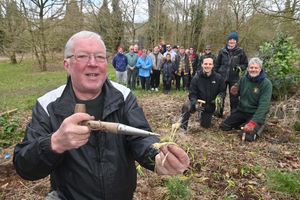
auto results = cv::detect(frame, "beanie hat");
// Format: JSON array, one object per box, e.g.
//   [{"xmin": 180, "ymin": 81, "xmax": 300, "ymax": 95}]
[{"xmin": 227, "ymin": 32, "xmax": 238, "ymax": 42}]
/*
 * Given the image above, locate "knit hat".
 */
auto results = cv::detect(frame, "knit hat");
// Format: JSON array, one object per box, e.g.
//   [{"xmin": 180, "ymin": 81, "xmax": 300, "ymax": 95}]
[{"xmin": 227, "ymin": 32, "xmax": 238, "ymax": 42}]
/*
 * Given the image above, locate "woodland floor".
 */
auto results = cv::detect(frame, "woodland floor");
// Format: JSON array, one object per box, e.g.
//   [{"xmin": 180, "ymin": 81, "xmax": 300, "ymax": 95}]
[{"xmin": 0, "ymin": 90, "xmax": 299, "ymax": 200}]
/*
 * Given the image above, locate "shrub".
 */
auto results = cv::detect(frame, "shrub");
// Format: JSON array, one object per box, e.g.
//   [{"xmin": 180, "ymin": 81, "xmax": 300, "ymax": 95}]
[
  {"xmin": 0, "ymin": 115, "xmax": 23, "ymax": 147},
  {"xmin": 259, "ymin": 33, "xmax": 300, "ymax": 100}
]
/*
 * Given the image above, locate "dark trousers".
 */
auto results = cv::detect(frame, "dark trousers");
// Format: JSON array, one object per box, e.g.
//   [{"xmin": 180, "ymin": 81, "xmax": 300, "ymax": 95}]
[
  {"xmin": 150, "ymin": 70, "xmax": 161, "ymax": 89},
  {"xmin": 175, "ymin": 72, "xmax": 190, "ymax": 90},
  {"xmin": 181, "ymin": 100, "xmax": 213, "ymax": 129},
  {"xmin": 220, "ymin": 110, "xmax": 264, "ymax": 137},
  {"xmin": 127, "ymin": 68, "xmax": 136, "ymax": 89},
  {"xmin": 163, "ymin": 80, "xmax": 172, "ymax": 92},
  {"xmin": 140, "ymin": 76, "xmax": 150, "ymax": 90}
]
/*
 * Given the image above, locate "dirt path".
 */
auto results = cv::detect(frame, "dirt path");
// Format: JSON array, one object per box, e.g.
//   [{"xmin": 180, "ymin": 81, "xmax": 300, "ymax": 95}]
[{"xmin": 0, "ymin": 92, "xmax": 299, "ymax": 199}]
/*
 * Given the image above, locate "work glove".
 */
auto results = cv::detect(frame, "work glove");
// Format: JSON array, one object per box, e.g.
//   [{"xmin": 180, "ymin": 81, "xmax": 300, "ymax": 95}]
[
  {"xmin": 230, "ymin": 85, "xmax": 239, "ymax": 96},
  {"xmin": 243, "ymin": 121, "xmax": 257, "ymax": 134}
]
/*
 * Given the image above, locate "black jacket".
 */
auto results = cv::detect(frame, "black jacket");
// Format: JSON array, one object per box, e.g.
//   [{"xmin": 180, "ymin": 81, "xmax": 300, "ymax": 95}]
[
  {"xmin": 215, "ymin": 46, "xmax": 248, "ymax": 82},
  {"xmin": 189, "ymin": 70, "xmax": 226, "ymax": 113},
  {"xmin": 162, "ymin": 60, "xmax": 176, "ymax": 82},
  {"xmin": 13, "ymin": 78, "xmax": 159, "ymax": 200}
]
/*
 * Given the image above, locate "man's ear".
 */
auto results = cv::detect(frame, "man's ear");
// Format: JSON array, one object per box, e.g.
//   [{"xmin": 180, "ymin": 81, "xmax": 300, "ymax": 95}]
[{"xmin": 64, "ymin": 59, "xmax": 70, "ymax": 74}]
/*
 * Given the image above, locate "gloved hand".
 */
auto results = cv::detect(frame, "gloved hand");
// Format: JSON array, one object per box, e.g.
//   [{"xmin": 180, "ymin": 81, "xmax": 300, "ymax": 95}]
[
  {"xmin": 230, "ymin": 85, "xmax": 239, "ymax": 96},
  {"xmin": 243, "ymin": 121, "xmax": 257, "ymax": 134}
]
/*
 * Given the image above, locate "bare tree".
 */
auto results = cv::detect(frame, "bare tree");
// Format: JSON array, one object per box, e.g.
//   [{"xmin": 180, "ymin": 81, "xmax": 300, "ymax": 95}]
[
  {"xmin": 0, "ymin": 0, "xmax": 26, "ymax": 64},
  {"xmin": 111, "ymin": 0, "xmax": 124, "ymax": 50},
  {"xmin": 121, "ymin": 0, "xmax": 141, "ymax": 44},
  {"xmin": 147, "ymin": 0, "xmax": 167, "ymax": 47},
  {"xmin": 229, "ymin": 0, "xmax": 253, "ymax": 32},
  {"xmin": 252, "ymin": 0, "xmax": 300, "ymax": 22},
  {"xmin": 20, "ymin": 0, "xmax": 65, "ymax": 71}
]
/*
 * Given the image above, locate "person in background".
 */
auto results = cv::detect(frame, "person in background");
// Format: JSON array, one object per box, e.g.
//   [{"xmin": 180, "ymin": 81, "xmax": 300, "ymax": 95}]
[
  {"xmin": 126, "ymin": 45, "xmax": 138, "ymax": 90},
  {"xmin": 215, "ymin": 32, "xmax": 248, "ymax": 116},
  {"xmin": 181, "ymin": 57, "xmax": 225, "ymax": 131},
  {"xmin": 136, "ymin": 49, "xmax": 153, "ymax": 90},
  {"xmin": 160, "ymin": 40, "xmax": 167, "ymax": 54},
  {"xmin": 220, "ymin": 57, "xmax": 272, "ymax": 142},
  {"xmin": 188, "ymin": 47, "xmax": 199, "ymax": 77},
  {"xmin": 175, "ymin": 46, "xmax": 192, "ymax": 91},
  {"xmin": 161, "ymin": 53, "xmax": 176, "ymax": 94},
  {"xmin": 149, "ymin": 46, "xmax": 164, "ymax": 91},
  {"xmin": 112, "ymin": 46, "xmax": 128, "ymax": 85},
  {"xmin": 134, "ymin": 44, "xmax": 141, "ymax": 87},
  {"xmin": 199, "ymin": 45, "xmax": 216, "ymax": 70},
  {"xmin": 163, "ymin": 44, "xmax": 176, "ymax": 61},
  {"xmin": 13, "ymin": 31, "xmax": 190, "ymax": 200}
]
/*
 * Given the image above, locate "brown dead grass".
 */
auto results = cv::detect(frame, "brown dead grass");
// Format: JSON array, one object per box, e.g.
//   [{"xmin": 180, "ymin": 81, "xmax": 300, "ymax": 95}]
[{"xmin": 1, "ymin": 91, "xmax": 299, "ymax": 200}]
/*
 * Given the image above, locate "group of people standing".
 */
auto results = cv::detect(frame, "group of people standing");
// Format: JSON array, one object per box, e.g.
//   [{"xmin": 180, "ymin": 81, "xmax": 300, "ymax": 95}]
[{"xmin": 112, "ymin": 42, "xmax": 209, "ymax": 94}]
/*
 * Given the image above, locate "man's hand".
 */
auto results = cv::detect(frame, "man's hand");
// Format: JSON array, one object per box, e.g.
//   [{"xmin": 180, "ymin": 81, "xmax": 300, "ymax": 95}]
[
  {"xmin": 230, "ymin": 85, "xmax": 239, "ymax": 96},
  {"xmin": 51, "ymin": 113, "xmax": 94, "ymax": 154},
  {"xmin": 243, "ymin": 121, "xmax": 257, "ymax": 134},
  {"xmin": 155, "ymin": 144, "xmax": 190, "ymax": 175}
]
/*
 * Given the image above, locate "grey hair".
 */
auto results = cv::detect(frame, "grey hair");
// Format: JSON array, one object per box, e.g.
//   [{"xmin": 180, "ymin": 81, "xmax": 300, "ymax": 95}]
[
  {"xmin": 248, "ymin": 57, "xmax": 263, "ymax": 68},
  {"xmin": 64, "ymin": 31, "xmax": 106, "ymax": 58}
]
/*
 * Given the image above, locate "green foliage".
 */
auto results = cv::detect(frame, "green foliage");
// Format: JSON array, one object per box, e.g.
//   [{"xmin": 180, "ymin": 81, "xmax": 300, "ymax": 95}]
[
  {"xmin": 0, "ymin": 115, "xmax": 23, "ymax": 147},
  {"xmin": 266, "ymin": 170, "xmax": 300, "ymax": 198},
  {"xmin": 165, "ymin": 176, "xmax": 191, "ymax": 200},
  {"xmin": 259, "ymin": 33, "xmax": 300, "ymax": 100},
  {"xmin": 293, "ymin": 121, "xmax": 300, "ymax": 131}
]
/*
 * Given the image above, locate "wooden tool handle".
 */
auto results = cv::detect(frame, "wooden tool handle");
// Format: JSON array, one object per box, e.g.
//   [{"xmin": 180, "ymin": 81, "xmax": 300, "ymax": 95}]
[{"xmin": 74, "ymin": 104, "xmax": 86, "ymax": 113}]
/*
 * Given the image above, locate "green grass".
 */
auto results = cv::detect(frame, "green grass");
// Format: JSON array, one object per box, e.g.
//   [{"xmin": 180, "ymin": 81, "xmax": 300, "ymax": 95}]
[
  {"xmin": 0, "ymin": 60, "xmax": 117, "ymax": 112},
  {"xmin": 0, "ymin": 61, "xmax": 66, "ymax": 112},
  {"xmin": 165, "ymin": 176, "xmax": 191, "ymax": 200},
  {"xmin": 266, "ymin": 169, "xmax": 300, "ymax": 198}
]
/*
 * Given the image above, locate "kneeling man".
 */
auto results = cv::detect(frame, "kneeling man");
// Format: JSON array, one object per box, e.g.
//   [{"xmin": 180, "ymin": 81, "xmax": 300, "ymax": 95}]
[
  {"xmin": 181, "ymin": 57, "xmax": 225, "ymax": 130},
  {"xmin": 220, "ymin": 57, "xmax": 272, "ymax": 142}
]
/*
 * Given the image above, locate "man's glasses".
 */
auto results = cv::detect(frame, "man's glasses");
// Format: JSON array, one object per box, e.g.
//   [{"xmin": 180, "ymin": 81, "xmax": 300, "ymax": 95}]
[{"xmin": 67, "ymin": 53, "xmax": 106, "ymax": 63}]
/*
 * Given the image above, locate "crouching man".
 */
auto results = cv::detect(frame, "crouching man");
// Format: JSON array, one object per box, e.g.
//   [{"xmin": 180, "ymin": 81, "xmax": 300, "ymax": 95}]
[
  {"xmin": 219, "ymin": 57, "xmax": 272, "ymax": 141},
  {"xmin": 181, "ymin": 57, "xmax": 226, "ymax": 131}
]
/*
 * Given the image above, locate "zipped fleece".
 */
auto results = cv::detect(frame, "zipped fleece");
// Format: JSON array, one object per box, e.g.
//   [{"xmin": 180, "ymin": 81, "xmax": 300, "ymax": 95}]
[
  {"xmin": 189, "ymin": 70, "xmax": 226, "ymax": 113},
  {"xmin": 13, "ymin": 78, "xmax": 159, "ymax": 200},
  {"xmin": 236, "ymin": 71, "xmax": 272, "ymax": 124}
]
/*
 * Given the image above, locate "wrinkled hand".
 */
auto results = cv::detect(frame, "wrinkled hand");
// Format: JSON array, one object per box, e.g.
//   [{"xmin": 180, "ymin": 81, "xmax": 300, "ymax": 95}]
[
  {"xmin": 51, "ymin": 113, "xmax": 94, "ymax": 153},
  {"xmin": 230, "ymin": 85, "xmax": 239, "ymax": 96},
  {"xmin": 243, "ymin": 120, "xmax": 257, "ymax": 134},
  {"xmin": 155, "ymin": 144, "xmax": 190, "ymax": 175}
]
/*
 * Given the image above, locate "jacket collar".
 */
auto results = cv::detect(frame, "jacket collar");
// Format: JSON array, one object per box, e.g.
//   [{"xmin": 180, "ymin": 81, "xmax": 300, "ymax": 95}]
[{"xmin": 53, "ymin": 77, "xmax": 125, "ymax": 119}]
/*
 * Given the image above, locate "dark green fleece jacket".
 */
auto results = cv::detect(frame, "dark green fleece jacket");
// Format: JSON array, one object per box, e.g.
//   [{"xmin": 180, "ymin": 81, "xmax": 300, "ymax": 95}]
[{"xmin": 236, "ymin": 70, "xmax": 272, "ymax": 124}]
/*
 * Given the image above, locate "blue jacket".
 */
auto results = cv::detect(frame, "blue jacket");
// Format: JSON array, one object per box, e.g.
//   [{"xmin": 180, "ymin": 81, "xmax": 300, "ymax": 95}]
[
  {"xmin": 112, "ymin": 53, "xmax": 128, "ymax": 72},
  {"xmin": 136, "ymin": 56, "xmax": 152, "ymax": 77}
]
